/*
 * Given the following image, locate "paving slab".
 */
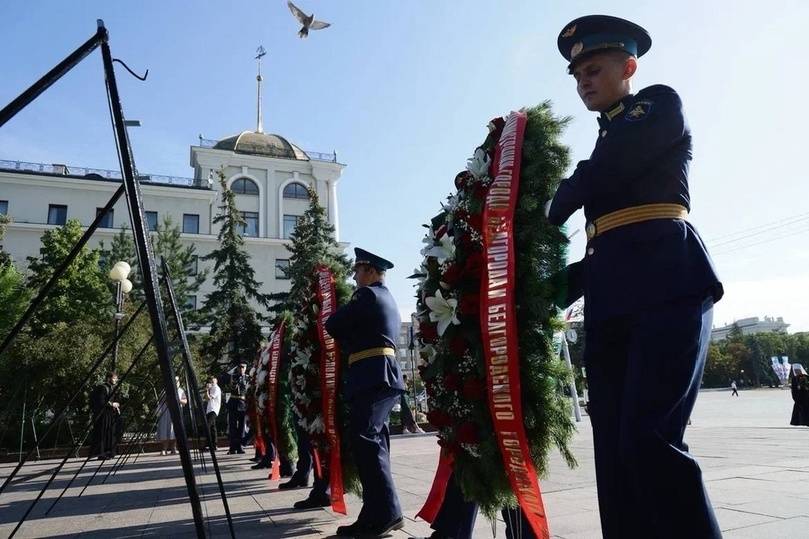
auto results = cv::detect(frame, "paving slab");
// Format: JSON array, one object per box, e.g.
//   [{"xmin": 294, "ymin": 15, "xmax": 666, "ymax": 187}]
[{"xmin": 1, "ymin": 389, "xmax": 807, "ymax": 538}]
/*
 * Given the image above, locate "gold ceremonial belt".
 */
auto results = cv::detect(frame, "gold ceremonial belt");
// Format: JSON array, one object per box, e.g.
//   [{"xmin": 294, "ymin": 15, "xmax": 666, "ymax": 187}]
[
  {"xmin": 586, "ymin": 203, "xmax": 688, "ymax": 240},
  {"xmin": 348, "ymin": 347, "xmax": 396, "ymax": 365}
]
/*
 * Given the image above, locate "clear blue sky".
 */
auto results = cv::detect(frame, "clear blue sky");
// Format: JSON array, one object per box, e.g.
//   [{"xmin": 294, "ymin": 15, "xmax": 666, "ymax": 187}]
[{"xmin": 2, "ymin": 1, "xmax": 808, "ymax": 331}]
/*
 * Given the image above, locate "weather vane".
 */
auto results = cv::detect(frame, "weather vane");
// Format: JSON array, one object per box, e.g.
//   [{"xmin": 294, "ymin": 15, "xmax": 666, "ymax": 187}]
[{"xmin": 255, "ymin": 46, "xmax": 266, "ymax": 133}]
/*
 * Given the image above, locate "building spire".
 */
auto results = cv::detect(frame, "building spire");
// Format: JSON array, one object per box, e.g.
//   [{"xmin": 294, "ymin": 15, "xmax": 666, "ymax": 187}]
[{"xmin": 255, "ymin": 45, "xmax": 266, "ymax": 134}]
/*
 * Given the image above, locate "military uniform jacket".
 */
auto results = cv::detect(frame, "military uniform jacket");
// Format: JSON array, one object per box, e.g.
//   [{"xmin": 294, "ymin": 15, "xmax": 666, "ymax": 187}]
[
  {"xmin": 325, "ymin": 282, "xmax": 405, "ymax": 399},
  {"xmin": 228, "ymin": 373, "xmax": 248, "ymax": 412},
  {"xmin": 548, "ymin": 85, "xmax": 723, "ymax": 326}
]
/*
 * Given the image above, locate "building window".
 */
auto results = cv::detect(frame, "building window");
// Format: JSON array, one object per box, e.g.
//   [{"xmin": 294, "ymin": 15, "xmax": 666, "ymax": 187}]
[
  {"xmin": 145, "ymin": 211, "xmax": 158, "ymax": 231},
  {"xmin": 283, "ymin": 214, "xmax": 301, "ymax": 239},
  {"xmin": 185, "ymin": 295, "xmax": 197, "ymax": 311},
  {"xmin": 231, "ymin": 178, "xmax": 259, "ymax": 196},
  {"xmin": 96, "ymin": 207, "xmax": 114, "ymax": 228},
  {"xmin": 239, "ymin": 211, "xmax": 259, "ymax": 237},
  {"xmin": 183, "ymin": 213, "xmax": 200, "ymax": 234},
  {"xmin": 283, "ymin": 182, "xmax": 309, "ymax": 200},
  {"xmin": 186, "ymin": 255, "xmax": 198, "ymax": 276},
  {"xmin": 275, "ymin": 259, "xmax": 290, "ymax": 279},
  {"xmin": 0, "ymin": 200, "xmax": 7, "ymax": 215},
  {"xmin": 47, "ymin": 204, "xmax": 67, "ymax": 225}
]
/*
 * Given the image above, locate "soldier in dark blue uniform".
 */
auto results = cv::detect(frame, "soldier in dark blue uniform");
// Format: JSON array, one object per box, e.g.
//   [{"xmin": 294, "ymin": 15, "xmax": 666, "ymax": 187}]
[
  {"xmin": 227, "ymin": 362, "xmax": 248, "ymax": 454},
  {"xmin": 547, "ymin": 15, "xmax": 724, "ymax": 539},
  {"xmin": 325, "ymin": 248, "xmax": 407, "ymax": 537}
]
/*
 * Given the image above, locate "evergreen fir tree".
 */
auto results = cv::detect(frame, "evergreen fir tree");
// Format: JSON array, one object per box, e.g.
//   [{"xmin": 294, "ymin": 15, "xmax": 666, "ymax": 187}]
[
  {"xmin": 271, "ymin": 186, "xmax": 351, "ymax": 314},
  {"xmin": 154, "ymin": 215, "xmax": 208, "ymax": 323},
  {"xmin": 26, "ymin": 219, "xmax": 112, "ymax": 335},
  {"xmin": 201, "ymin": 171, "xmax": 270, "ymax": 369}
]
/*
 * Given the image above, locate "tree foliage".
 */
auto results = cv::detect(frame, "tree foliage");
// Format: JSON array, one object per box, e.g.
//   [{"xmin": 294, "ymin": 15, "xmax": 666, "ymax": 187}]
[{"xmin": 201, "ymin": 171, "xmax": 268, "ymax": 369}]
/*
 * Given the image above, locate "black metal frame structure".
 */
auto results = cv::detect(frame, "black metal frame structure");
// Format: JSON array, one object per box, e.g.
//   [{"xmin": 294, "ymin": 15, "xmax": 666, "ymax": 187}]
[{"xmin": 0, "ymin": 20, "xmax": 232, "ymax": 538}]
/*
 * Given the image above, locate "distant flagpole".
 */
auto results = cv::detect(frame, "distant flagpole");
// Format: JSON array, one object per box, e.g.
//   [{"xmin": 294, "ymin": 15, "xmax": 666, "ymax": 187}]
[{"xmin": 255, "ymin": 46, "xmax": 266, "ymax": 133}]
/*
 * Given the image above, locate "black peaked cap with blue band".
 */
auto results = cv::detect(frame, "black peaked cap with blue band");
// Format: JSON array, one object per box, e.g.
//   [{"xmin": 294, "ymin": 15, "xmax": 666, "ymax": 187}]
[
  {"xmin": 354, "ymin": 248, "xmax": 394, "ymax": 272},
  {"xmin": 558, "ymin": 15, "xmax": 651, "ymax": 71}
]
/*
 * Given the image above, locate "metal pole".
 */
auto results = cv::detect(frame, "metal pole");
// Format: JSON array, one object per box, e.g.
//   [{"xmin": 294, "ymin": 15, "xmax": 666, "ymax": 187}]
[
  {"xmin": 0, "ymin": 183, "xmax": 125, "ymax": 359},
  {"xmin": 18, "ymin": 388, "xmax": 27, "ymax": 463},
  {"xmin": 0, "ymin": 302, "xmax": 146, "ymax": 497},
  {"xmin": 0, "ymin": 28, "xmax": 104, "ymax": 127},
  {"xmin": 161, "ymin": 259, "xmax": 235, "ymax": 539},
  {"xmin": 31, "ymin": 416, "xmax": 41, "ymax": 460},
  {"xmin": 112, "ymin": 281, "xmax": 123, "ymax": 372},
  {"xmin": 99, "ymin": 23, "xmax": 206, "ymax": 538},
  {"xmin": 560, "ymin": 337, "xmax": 582, "ymax": 422}
]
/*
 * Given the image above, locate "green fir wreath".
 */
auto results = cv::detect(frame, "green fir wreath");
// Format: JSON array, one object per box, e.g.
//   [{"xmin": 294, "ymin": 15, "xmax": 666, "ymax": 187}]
[{"xmin": 415, "ymin": 103, "xmax": 577, "ymax": 515}]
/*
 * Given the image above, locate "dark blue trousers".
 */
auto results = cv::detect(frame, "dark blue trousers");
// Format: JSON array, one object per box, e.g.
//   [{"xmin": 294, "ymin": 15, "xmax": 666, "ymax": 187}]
[
  {"xmin": 350, "ymin": 385, "xmax": 403, "ymax": 525},
  {"xmin": 293, "ymin": 424, "xmax": 313, "ymax": 482},
  {"xmin": 585, "ymin": 297, "xmax": 721, "ymax": 539},
  {"xmin": 431, "ymin": 471, "xmax": 535, "ymax": 539}
]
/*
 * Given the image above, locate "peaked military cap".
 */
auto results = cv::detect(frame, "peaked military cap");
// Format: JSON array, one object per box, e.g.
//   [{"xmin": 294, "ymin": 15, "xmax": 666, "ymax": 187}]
[
  {"xmin": 354, "ymin": 248, "xmax": 394, "ymax": 272},
  {"xmin": 558, "ymin": 15, "xmax": 651, "ymax": 70}
]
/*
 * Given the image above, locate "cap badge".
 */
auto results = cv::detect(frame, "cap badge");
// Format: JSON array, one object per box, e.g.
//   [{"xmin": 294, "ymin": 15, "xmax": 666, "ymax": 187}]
[
  {"xmin": 562, "ymin": 24, "xmax": 577, "ymax": 38},
  {"xmin": 570, "ymin": 41, "xmax": 584, "ymax": 59}
]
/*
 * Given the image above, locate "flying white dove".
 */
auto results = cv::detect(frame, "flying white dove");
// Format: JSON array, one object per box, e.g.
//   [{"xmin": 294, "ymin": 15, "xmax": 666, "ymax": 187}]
[{"xmin": 287, "ymin": 1, "xmax": 331, "ymax": 38}]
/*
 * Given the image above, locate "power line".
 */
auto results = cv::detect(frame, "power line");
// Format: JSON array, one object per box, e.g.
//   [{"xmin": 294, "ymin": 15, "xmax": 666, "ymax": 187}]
[
  {"xmin": 707, "ymin": 210, "xmax": 809, "ymax": 243},
  {"xmin": 711, "ymin": 226, "xmax": 809, "ymax": 257},
  {"xmin": 708, "ymin": 213, "xmax": 809, "ymax": 249}
]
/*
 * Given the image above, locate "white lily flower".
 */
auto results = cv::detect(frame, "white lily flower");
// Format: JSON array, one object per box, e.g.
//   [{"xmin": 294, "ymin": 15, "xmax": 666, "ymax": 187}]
[
  {"xmin": 425, "ymin": 289, "xmax": 460, "ymax": 336},
  {"xmin": 467, "ymin": 147, "xmax": 490, "ymax": 180},
  {"xmin": 309, "ymin": 416, "xmax": 325, "ymax": 434},
  {"xmin": 423, "ymin": 234, "xmax": 455, "ymax": 264}
]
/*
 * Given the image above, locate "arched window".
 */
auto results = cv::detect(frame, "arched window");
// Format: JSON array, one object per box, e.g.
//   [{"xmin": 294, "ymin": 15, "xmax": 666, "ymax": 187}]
[
  {"xmin": 231, "ymin": 177, "xmax": 259, "ymax": 195},
  {"xmin": 283, "ymin": 182, "xmax": 309, "ymax": 200}
]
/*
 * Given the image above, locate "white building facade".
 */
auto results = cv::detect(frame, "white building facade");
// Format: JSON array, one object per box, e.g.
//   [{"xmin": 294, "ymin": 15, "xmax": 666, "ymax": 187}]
[
  {"xmin": 0, "ymin": 130, "xmax": 345, "ymax": 317},
  {"xmin": 711, "ymin": 316, "xmax": 790, "ymax": 342}
]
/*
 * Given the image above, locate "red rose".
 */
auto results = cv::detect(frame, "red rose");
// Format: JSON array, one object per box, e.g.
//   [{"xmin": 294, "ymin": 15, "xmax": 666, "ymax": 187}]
[
  {"xmin": 471, "ymin": 180, "xmax": 489, "ymax": 201},
  {"xmin": 458, "ymin": 293, "xmax": 480, "ymax": 316},
  {"xmin": 441, "ymin": 263, "xmax": 463, "ymax": 288},
  {"xmin": 437, "ymin": 437, "xmax": 461, "ymax": 456},
  {"xmin": 425, "ymin": 380, "xmax": 436, "ymax": 397},
  {"xmin": 427, "ymin": 409, "xmax": 452, "ymax": 428},
  {"xmin": 463, "ymin": 252, "xmax": 483, "ymax": 278},
  {"xmin": 466, "ymin": 211, "xmax": 483, "ymax": 233},
  {"xmin": 454, "ymin": 170, "xmax": 474, "ymax": 190},
  {"xmin": 419, "ymin": 322, "xmax": 438, "ymax": 343},
  {"xmin": 449, "ymin": 335, "xmax": 468, "ymax": 357},
  {"xmin": 444, "ymin": 372, "xmax": 461, "ymax": 391},
  {"xmin": 462, "ymin": 377, "xmax": 486, "ymax": 400},
  {"xmin": 456, "ymin": 422, "xmax": 480, "ymax": 444}
]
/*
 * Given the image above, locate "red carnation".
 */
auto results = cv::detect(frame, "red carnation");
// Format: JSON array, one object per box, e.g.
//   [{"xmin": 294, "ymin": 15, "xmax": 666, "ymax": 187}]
[
  {"xmin": 458, "ymin": 293, "xmax": 480, "ymax": 316},
  {"xmin": 462, "ymin": 377, "xmax": 486, "ymax": 401},
  {"xmin": 427, "ymin": 409, "xmax": 452, "ymax": 428},
  {"xmin": 441, "ymin": 263, "xmax": 463, "ymax": 288},
  {"xmin": 449, "ymin": 335, "xmax": 468, "ymax": 357},
  {"xmin": 471, "ymin": 180, "xmax": 489, "ymax": 200},
  {"xmin": 444, "ymin": 372, "xmax": 461, "ymax": 391},
  {"xmin": 456, "ymin": 422, "xmax": 480, "ymax": 444},
  {"xmin": 419, "ymin": 322, "xmax": 438, "ymax": 343}
]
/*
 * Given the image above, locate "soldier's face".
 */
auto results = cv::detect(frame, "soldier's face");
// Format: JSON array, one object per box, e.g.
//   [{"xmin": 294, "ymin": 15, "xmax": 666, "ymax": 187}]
[
  {"xmin": 353, "ymin": 264, "xmax": 377, "ymax": 287},
  {"xmin": 572, "ymin": 53, "xmax": 635, "ymax": 112}
]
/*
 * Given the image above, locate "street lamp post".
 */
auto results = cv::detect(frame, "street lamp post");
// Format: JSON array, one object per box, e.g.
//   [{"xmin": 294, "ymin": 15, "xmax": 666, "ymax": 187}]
[{"xmin": 108, "ymin": 261, "xmax": 133, "ymax": 372}]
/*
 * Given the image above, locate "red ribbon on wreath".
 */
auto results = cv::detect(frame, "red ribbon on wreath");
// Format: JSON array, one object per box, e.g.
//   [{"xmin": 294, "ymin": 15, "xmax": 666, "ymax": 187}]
[
  {"xmin": 315, "ymin": 265, "xmax": 347, "ymax": 514},
  {"xmin": 265, "ymin": 322, "xmax": 285, "ymax": 481},
  {"xmin": 479, "ymin": 111, "xmax": 549, "ymax": 539}
]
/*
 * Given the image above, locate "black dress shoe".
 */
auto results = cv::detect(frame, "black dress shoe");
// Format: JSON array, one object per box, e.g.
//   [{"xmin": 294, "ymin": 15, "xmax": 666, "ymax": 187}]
[
  {"xmin": 362, "ymin": 516, "xmax": 405, "ymax": 537},
  {"xmin": 236, "ymin": 449, "xmax": 245, "ymax": 454},
  {"xmin": 227, "ymin": 450, "xmax": 235, "ymax": 455},
  {"xmin": 251, "ymin": 462, "xmax": 270, "ymax": 470},
  {"xmin": 279, "ymin": 477, "xmax": 309, "ymax": 490},
  {"xmin": 293, "ymin": 496, "xmax": 331, "ymax": 510},
  {"xmin": 335, "ymin": 521, "xmax": 371, "ymax": 536}
]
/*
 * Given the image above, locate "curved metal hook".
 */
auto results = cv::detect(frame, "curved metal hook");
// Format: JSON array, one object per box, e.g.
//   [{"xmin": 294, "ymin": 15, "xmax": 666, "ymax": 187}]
[{"xmin": 112, "ymin": 58, "xmax": 148, "ymax": 81}]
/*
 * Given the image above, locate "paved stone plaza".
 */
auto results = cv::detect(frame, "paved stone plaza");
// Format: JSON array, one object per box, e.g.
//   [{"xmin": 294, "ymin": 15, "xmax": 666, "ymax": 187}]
[{"xmin": 1, "ymin": 388, "xmax": 807, "ymax": 538}]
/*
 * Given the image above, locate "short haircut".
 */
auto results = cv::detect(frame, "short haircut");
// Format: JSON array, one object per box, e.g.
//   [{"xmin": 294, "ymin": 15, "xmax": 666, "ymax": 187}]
[
  {"xmin": 105, "ymin": 371, "xmax": 118, "ymax": 379},
  {"xmin": 569, "ymin": 49, "xmax": 633, "ymax": 74}
]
